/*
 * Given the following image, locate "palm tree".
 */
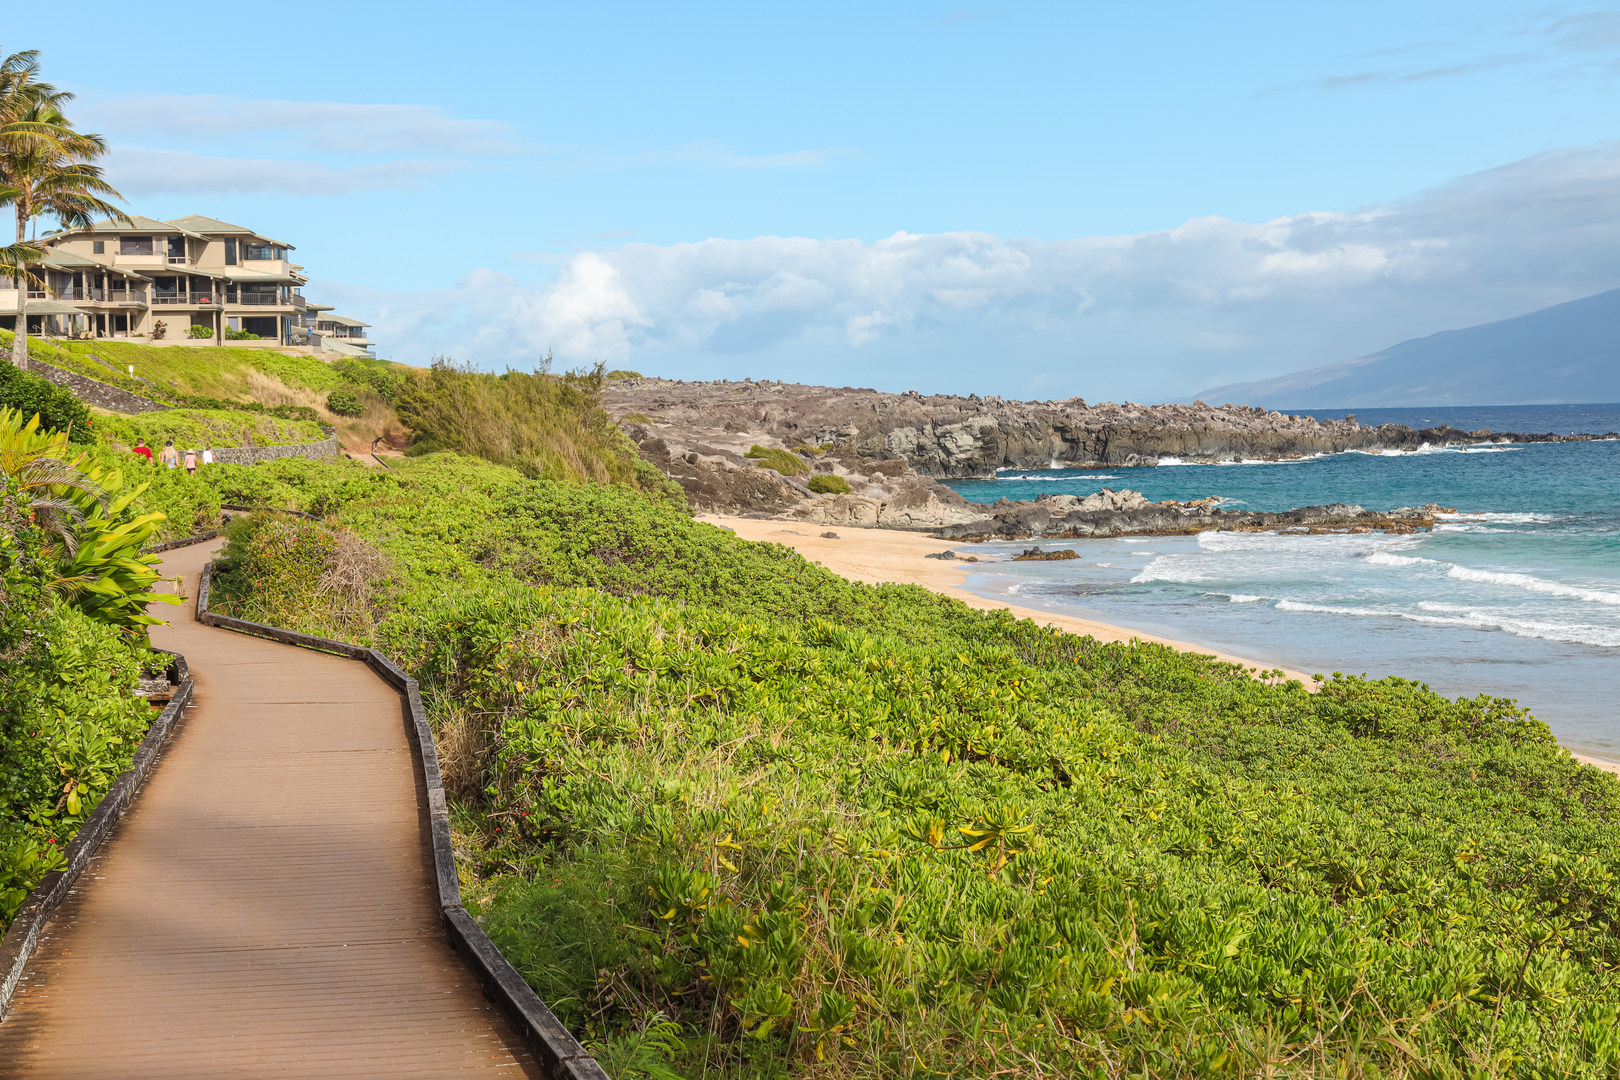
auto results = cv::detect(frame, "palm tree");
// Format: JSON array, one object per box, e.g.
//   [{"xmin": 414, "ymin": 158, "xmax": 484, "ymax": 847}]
[{"xmin": 0, "ymin": 49, "xmax": 125, "ymax": 369}]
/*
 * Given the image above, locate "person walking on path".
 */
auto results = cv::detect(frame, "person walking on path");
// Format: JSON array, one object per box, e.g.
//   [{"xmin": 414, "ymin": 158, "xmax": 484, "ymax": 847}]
[
  {"xmin": 201, "ymin": 446, "xmax": 214, "ymax": 467},
  {"xmin": 132, "ymin": 437, "xmax": 153, "ymax": 462},
  {"xmin": 158, "ymin": 439, "xmax": 179, "ymax": 469},
  {"xmin": 184, "ymin": 448, "xmax": 197, "ymax": 474}
]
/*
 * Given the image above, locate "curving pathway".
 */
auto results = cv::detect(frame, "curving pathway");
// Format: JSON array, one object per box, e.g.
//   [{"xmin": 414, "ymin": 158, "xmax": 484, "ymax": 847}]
[{"xmin": 0, "ymin": 540, "xmax": 538, "ymax": 1078}]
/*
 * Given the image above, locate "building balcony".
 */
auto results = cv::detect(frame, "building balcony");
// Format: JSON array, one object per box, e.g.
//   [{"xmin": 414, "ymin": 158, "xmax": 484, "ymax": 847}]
[
  {"xmin": 229, "ymin": 294, "xmax": 293, "ymax": 307},
  {"xmin": 56, "ymin": 286, "xmax": 148, "ymax": 305},
  {"xmin": 151, "ymin": 292, "xmax": 221, "ymax": 306}
]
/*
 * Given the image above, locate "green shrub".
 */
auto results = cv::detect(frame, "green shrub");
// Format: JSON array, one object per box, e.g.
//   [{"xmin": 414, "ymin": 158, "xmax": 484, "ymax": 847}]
[
  {"xmin": 186, "ymin": 325, "xmax": 213, "ymax": 340},
  {"xmin": 0, "ymin": 479, "xmax": 157, "ymax": 929},
  {"xmin": 224, "ymin": 328, "xmax": 260, "ymax": 340},
  {"xmin": 619, "ymin": 412, "xmax": 650, "ymax": 424},
  {"xmin": 331, "ymin": 357, "xmax": 402, "ymax": 404},
  {"xmin": 325, "ymin": 388, "xmax": 363, "ymax": 417},
  {"xmin": 143, "ymin": 451, "xmax": 1620, "ymax": 1076},
  {"xmin": 807, "ymin": 473, "xmax": 851, "ymax": 494},
  {"xmin": 743, "ymin": 444, "xmax": 808, "ymax": 476},
  {"xmin": 604, "ymin": 369, "xmax": 643, "ymax": 379},
  {"xmin": 394, "ymin": 357, "xmax": 646, "ymax": 488},
  {"xmin": 0, "ymin": 360, "xmax": 92, "ymax": 443}
]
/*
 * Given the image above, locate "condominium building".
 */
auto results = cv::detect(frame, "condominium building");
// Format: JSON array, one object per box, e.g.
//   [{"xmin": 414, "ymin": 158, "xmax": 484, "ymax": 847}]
[{"xmin": 0, "ymin": 213, "xmax": 376, "ymax": 356}]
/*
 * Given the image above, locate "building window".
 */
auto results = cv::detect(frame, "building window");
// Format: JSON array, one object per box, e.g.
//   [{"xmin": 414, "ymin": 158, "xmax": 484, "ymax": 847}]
[
  {"xmin": 243, "ymin": 244, "xmax": 287, "ymax": 261},
  {"xmin": 92, "ymin": 240, "xmax": 105, "ymax": 255},
  {"xmin": 120, "ymin": 236, "xmax": 153, "ymax": 256},
  {"xmin": 167, "ymin": 236, "xmax": 186, "ymax": 262},
  {"xmin": 224, "ymin": 238, "xmax": 237, "ymax": 265}
]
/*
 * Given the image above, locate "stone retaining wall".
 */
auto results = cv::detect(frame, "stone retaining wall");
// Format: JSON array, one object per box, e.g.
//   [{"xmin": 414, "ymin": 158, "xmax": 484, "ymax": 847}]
[
  {"xmin": 201, "ymin": 437, "xmax": 340, "ymax": 465},
  {"xmin": 27, "ymin": 358, "xmax": 169, "ymax": 414}
]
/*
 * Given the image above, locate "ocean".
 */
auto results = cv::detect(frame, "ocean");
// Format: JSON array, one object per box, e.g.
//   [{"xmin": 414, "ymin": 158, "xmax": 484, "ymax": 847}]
[{"xmin": 942, "ymin": 404, "xmax": 1620, "ymax": 760}]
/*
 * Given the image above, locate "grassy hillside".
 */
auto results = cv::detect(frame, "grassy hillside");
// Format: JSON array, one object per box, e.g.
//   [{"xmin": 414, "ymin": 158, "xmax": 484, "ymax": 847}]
[
  {"xmin": 95, "ymin": 409, "xmax": 325, "ymax": 450},
  {"xmin": 2, "ymin": 331, "xmax": 405, "ymax": 451},
  {"xmin": 155, "ymin": 452, "xmax": 1620, "ymax": 1078}
]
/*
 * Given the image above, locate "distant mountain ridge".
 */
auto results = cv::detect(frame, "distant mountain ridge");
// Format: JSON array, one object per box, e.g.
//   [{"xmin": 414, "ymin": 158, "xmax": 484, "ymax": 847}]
[{"xmin": 1197, "ymin": 288, "xmax": 1620, "ymax": 408}]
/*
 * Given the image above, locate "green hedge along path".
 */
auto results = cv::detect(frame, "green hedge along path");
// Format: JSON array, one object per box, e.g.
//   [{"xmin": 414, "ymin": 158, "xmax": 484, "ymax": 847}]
[{"xmin": 0, "ymin": 540, "xmax": 540, "ymax": 1078}]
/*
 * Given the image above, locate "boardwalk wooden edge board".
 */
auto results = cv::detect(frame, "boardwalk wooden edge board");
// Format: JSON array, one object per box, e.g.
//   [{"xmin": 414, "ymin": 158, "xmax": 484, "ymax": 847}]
[
  {"xmin": 195, "ymin": 561, "xmax": 610, "ymax": 1080},
  {"xmin": 0, "ymin": 651, "xmax": 194, "ymax": 1022},
  {"xmin": 148, "ymin": 529, "xmax": 220, "ymax": 553}
]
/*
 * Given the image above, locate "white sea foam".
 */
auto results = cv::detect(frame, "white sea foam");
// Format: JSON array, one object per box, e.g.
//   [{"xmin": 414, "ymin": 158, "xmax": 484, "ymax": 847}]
[
  {"xmin": 1432, "ymin": 523, "xmax": 1529, "ymax": 534},
  {"xmin": 1225, "ymin": 593, "xmax": 1265, "ymax": 603},
  {"xmin": 1364, "ymin": 551, "xmax": 1437, "ymax": 568},
  {"xmin": 1445, "ymin": 565, "xmax": 1620, "ymax": 605},
  {"xmin": 1273, "ymin": 599, "xmax": 1620, "ymax": 647},
  {"xmin": 1131, "ymin": 556, "xmax": 1208, "ymax": 584},
  {"xmin": 1438, "ymin": 511, "xmax": 1554, "ymax": 524}
]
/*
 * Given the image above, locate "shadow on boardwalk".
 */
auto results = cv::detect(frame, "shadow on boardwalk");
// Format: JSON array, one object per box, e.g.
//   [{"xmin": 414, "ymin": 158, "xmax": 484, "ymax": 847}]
[{"xmin": 0, "ymin": 540, "xmax": 540, "ymax": 1078}]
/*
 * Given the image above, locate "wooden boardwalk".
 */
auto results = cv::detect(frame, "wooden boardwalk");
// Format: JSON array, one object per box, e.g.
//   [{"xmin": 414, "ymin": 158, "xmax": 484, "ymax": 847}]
[{"xmin": 0, "ymin": 541, "xmax": 539, "ymax": 1078}]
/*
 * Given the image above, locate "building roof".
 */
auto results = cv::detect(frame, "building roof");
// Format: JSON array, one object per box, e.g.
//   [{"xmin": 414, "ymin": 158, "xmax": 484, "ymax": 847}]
[
  {"xmin": 318, "ymin": 337, "xmax": 375, "ymax": 358},
  {"xmin": 149, "ymin": 266, "xmax": 225, "ymax": 280},
  {"xmin": 304, "ymin": 302, "xmax": 336, "ymax": 312},
  {"xmin": 221, "ymin": 268, "xmax": 303, "ymax": 284},
  {"xmin": 319, "ymin": 312, "xmax": 370, "ymax": 327},
  {"xmin": 51, "ymin": 215, "xmax": 207, "ymax": 239},
  {"xmin": 26, "ymin": 299, "xmax": 91, "ymax": 315},
  {"xmin": 165, "ymin": 215, "xmax": 295, "ymax": 249},
  {"xmin": 37, "ymin": 249, "xmax": 151, "ymax": 279}
]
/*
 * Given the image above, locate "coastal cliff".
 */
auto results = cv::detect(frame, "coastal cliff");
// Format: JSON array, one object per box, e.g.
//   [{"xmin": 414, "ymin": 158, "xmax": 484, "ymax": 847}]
[
  {"xmin": 605, "ymin": 376, "xmax": 1611, "ymax": 536},
  {"xmin": 603, "ymin": 377, "xmax": 1605, "ymax": 478}
]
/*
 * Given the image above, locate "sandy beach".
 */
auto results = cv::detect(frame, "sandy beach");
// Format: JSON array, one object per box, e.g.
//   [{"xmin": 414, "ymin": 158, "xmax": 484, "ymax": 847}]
[{"xmin": 704, "ymin": 514, "xmax": 1620, "ymax": 777}]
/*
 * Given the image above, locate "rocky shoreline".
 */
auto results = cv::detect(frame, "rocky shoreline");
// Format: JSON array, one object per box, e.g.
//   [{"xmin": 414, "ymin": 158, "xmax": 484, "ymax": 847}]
[
  {"xmin": 605, "ymin": 376, "xmax": 1613, "ymax": 476},
  {"xmin": 608, "ymin": 376, "xmax": 1607, "ymax": 537}
]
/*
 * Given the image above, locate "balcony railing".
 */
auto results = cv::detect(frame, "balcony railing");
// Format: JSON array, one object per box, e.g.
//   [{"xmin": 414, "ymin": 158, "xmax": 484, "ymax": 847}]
[
  {"xmin": 233, "ymin": 293, "xmax": 289, "ymax": 306},
  {"xmin": 290, "ymin": 293, "xmax": 308, "ymax": 310},
  {"xmin": 151, "ymin": 293, "xmax": 220, "ymax": 306},
  {"xmin": 55, "ymin": 287, "xmax": 149, "ymax": 304}
]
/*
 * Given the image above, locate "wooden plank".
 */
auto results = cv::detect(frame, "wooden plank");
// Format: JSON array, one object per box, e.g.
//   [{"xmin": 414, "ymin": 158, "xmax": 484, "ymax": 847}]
[{"xmin": 0, "ymin": 540, "xmax": 542, "ymax": 1078}]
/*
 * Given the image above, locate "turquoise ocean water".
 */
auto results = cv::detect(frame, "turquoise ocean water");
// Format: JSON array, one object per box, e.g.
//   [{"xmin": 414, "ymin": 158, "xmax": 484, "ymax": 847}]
[{"xmin": 943, "ymin": 405, "xmax": 1620, "ymax": 759}]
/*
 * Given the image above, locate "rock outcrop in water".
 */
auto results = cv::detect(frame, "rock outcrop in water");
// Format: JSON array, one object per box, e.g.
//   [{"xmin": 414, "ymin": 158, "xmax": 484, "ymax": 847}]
[{"xmin": 934, "ymin": 491, "xmax": 1452, "ymax": 541}]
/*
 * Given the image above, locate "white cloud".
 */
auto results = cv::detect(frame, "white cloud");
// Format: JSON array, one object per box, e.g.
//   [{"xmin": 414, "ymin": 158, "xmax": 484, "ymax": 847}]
[
  {"xmin": 82, "ymin": 95, "xmax": 520, "ymax": 156},
  {"xmin": 340, "ymin": 140, "xmax": 1620, "ymax": 400},
  {"xmin": 105, "ymin": 147, "xmax": 452, "ymax": 196}
]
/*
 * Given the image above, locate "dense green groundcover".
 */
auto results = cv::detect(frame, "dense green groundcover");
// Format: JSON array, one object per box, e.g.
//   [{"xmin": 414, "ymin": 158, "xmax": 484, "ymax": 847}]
[
  {"xmin": 161, "ymin": 452, "xmax": 1620, "ymax": 1078},
  {"xmin": 0, "ymin": 484, "xmax": 161, "ymax": 926}
]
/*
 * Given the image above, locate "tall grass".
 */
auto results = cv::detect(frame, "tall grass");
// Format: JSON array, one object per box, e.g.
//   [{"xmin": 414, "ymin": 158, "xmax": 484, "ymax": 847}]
[{"xmin": 394, "ymin": 357, "xmax": 644, "ymax": 487}]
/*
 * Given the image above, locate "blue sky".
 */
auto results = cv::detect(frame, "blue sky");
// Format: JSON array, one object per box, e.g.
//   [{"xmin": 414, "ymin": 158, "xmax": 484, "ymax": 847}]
[{"xmin": 11, "ymin": 2, "xmax": 1620, "ymax": 400}]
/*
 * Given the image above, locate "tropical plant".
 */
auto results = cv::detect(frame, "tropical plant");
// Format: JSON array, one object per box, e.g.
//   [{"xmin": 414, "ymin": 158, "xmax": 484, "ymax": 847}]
[
  {"xmin": 0, "ymin": 476, "xmax": 155, "ymax": 928},
  {"xmin": 185, "ymin": 324, "xmax": 213, "ymax": 340},
  {"xmin": 0, "ymin": 407, "xmax": 176, "ymax": 627},
  {"xmin": 224, "ymin": 327, "xmax": 259, "ymax": 340},
  {"xmin": 0, "ymin": 63, "xmax": 125, "ymax": 367}
]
